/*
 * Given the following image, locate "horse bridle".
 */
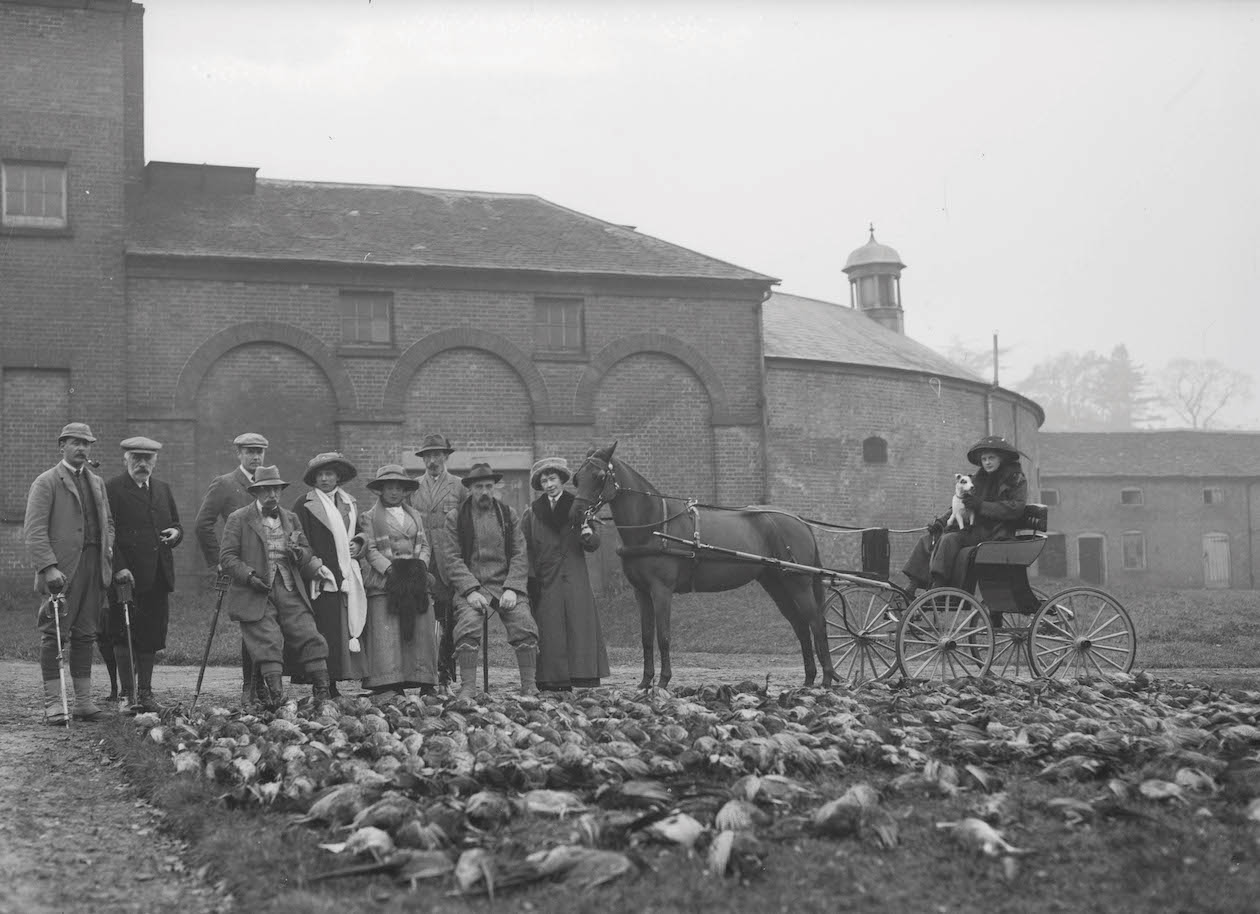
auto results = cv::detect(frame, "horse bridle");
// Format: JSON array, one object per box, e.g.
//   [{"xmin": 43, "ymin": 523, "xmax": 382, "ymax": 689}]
[{"xmin": 574, "ymin": 454, "xmax": 619, "ymax": 525}]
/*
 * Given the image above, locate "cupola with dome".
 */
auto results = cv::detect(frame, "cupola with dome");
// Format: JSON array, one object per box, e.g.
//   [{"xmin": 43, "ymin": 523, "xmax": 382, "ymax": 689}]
[{"xmin": 842, "ymin": 225, "xmax": 906, "ymax": 334}]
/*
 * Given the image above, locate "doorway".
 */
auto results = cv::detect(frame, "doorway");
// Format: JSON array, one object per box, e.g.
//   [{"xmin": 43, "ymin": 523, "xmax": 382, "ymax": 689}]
[{"xmin": 1077, "ymin": 535, "xmax": 1105, "ymax": 586}]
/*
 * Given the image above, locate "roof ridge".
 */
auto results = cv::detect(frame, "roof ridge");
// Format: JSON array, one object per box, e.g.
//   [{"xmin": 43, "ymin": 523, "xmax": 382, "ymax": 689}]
[{"xmin": 256, "ymin": 177, "xmax": 540, "ymax": 199}]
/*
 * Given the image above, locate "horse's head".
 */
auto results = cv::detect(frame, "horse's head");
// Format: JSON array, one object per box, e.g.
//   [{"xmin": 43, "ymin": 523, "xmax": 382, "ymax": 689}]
[{"xmin": 571, "ymin": 441, "xmax": 618, "ymax": 526}]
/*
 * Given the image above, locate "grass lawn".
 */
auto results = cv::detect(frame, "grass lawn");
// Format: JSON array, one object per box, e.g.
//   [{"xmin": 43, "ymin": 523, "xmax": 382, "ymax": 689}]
[{"xmin": 1, "ymin": 576, "xmax": 1257, "ymax": 671}]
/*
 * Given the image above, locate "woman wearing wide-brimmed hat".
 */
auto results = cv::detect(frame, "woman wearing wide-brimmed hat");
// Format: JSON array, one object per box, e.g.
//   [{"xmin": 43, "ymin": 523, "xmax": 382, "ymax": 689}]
[
  {"xmin": 292, "ymin": 452, "xmax": 368, "ymax": 696},
  {"xmin": 356, "ymin": 464, "xmax": 437, "ymax": 700},
  {"xmin": 522, "ymin": 456, "xmax": 609, "ymax": 691},
  {"xmin": 901, "ymin": 435, "xmax": 1029, "ymax": 596}
]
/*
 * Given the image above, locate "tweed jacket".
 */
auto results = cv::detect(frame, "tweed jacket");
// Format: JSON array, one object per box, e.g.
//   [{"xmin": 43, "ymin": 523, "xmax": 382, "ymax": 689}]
[
  {"xmin": 23, "ymin": 463, "xmax": 115, "ymax": 594},
  {"xmin": 441, "ymin": 499, "xmax": 529, "ymax": 601},
  {"xmin": 410, "ymin": 471, "xmax": 467, "ymax": 587},
  {"xmin": 219, "ymin": 502, "xmax": 324, "ymax": 623},
  {"xmin": 193, "ymin": 467, "xmax": 254, "ymax": 567},
  {"xmin": 107, "ymin": 473, "xmax": 183, "ymax": 595},
  {"xmin": 359, "ymin": 502, "xmax": 431, "ymax": 595}
]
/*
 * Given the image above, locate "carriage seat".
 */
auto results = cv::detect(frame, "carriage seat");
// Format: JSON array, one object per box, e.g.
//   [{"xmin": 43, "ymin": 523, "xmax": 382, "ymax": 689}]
[{"xmin": 971, "ymin": 504, "xmax": 1048, "ymax": 567}]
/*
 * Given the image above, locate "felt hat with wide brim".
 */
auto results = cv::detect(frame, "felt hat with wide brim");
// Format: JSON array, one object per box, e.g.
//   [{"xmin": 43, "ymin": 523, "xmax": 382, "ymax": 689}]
[
  {"xmin": 966, "ymin": 435, "xmax": 1024, "ymax": 466},
  {"xmin": 366, "ymin": 464, "xmax": 419, "ymax": 492},
  {"xmin": 303, "ymin": 452, "xmax": 358, "ymax": 487},
  {"xmin": 246, "ymin": 465, "xmax": 290, "ymax": 492},
  {"xmin": 530, "ymin": 457, "xmax": 571, "ymax": 491},
  {"xmin": 461, "ymin": 462, "xmax": 503, "ymax": 488},
  {"xmin": 415, "ymin": 433, "xmax": 455, "ymax": 456}
]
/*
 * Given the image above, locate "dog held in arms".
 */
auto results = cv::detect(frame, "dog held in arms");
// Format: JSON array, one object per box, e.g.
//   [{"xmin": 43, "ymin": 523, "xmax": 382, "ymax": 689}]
[{"xmin": 947, "ymin": 474, "xmax": 975, "ymax": 531}]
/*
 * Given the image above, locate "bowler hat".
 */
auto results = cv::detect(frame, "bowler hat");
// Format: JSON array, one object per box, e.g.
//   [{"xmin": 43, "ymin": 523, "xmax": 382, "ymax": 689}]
[
  {"xmin": 415, "ymin": 434, "xmax": 455, "ymax": 456},
  {"xmin": 233, "ymin": 432, "xmax": 269, "ymax": 449},
  {"xmin": 530, "ymin": 457, "xmax": 571, "ymax": 491},
  {"xmin": 303, "ymin": 451, "xmax": 357, "ymax": 486},
  {"xmin": 58, "ymin": 422, "xmax": 96, "ymax": 443},
  {"xmin": 246, "ymin": 465, "xmax": 290, "ymax": 492},
  {"xmin": 366, "ymin": 464, "xmax": 419, "ymax": 492},
  {"xmin": 966, "ymin": 435, "xmax": 1023, "ymax": 466},
  {"xmin": 462, "ymin": 462, "xmax": 503, "ymax": 488},
  {"xmin": 120, "ymin": 436, "xmax": 162, "ymax": 454}
]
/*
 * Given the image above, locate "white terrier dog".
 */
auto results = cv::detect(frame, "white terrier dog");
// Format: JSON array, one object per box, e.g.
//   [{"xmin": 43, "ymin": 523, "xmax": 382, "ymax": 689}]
[{"xmin": 947, "ymin": 474, "xmax": 975, "ymax": 531}]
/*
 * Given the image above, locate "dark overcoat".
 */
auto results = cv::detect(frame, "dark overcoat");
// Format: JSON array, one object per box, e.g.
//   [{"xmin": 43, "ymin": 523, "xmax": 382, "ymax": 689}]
[
  {"xmin": 523, "ymin": 492, "xmax": 609, "ymax": 686},
  {"xmin": 293, "ymin": 489, "xmax": 367, "ymax": 681},
  {"xmin": 107, "ymin": 473, "xmax": 182, "ymax": 594},
  {"xmin": 194, "ymin": 468, "xmax": 253, "ymax": 567}
]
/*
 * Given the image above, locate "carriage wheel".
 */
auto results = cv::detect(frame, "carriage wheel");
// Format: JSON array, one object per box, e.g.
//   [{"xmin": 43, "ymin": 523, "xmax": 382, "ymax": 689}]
[
  {"xmin": 824, "ymin": 585, "xmax": 902, "ymax": 684},
  {"xmin": 896, "ymin": 587, "xmax": 994, "ymax": 680},
  {"xmin": 1029, "ymin": 586, "xmax": 1136, "ymax": 680},
  {"xmin": 989, "ymin": 587, "xmax": 1050, "ymax": 679}
]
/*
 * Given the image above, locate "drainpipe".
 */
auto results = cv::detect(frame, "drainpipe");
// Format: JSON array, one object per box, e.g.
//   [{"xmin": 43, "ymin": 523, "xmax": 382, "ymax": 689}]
[
  {"xmin": 1248, "ymin": 479, "xmax": 1256, "ymax": 590},
  {"xmin": 755, "ymin": 288, "xmax": 773, "ymax": 503},
  {"xmin": 985, "ymin": 331, "xmax": 998, "ymax": 436}
]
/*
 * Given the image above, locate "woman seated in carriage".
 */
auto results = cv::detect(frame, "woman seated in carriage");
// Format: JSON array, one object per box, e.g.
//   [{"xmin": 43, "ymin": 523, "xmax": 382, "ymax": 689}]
[{"xmin": 901, "ymin": 435, "xmax": 1028, "ymax": 599}]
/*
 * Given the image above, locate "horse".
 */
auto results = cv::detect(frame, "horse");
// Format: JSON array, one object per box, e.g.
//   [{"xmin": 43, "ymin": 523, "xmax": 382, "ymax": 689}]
[{"xmin": 571, "ymin": 442, "xmax": 837, "ymax": 690}]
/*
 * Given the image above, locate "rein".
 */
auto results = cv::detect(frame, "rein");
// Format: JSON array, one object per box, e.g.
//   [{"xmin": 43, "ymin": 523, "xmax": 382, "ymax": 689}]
[{"xmin": 576, "ymin": 454, "xmax": 925, "ymax": 536}]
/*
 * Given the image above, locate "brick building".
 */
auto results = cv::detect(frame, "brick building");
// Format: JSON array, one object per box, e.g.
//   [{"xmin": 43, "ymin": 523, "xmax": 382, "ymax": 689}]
[
  {"xmin": 0, "ymin": 0, "xmax": 1045, "ymax": 591},
  {"xmin": 1040, "ymin": 431, "xmax": 1260, "ymax": 590}
]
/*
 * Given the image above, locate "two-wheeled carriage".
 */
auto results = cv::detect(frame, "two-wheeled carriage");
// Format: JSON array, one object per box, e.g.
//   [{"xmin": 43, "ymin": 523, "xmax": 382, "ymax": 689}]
[{"xmin": 659, "ymin": 503, "xmax": 1137, "ymax": 683}]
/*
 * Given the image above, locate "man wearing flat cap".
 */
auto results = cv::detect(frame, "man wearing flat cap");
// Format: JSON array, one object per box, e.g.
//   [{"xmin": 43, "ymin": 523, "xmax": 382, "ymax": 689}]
[
  {"xmin": 24, "ymin": 422, "xmax": 116, "ymax": 724},
  {"xmin": 220, "ymin": 466, "xmax": 337, "ymax": 709},
  {"xmin": 411, "ymin": 434, "xmax": 468, "ymax": 690},
  {"xmin": 193, "ymin": 432, "xmax": 269, "ymax": 705},
  {"xmin": 104, "ymin": 437, "xmax": 183, "ymax": 712},
  {"xmin": 439, "ymin": 462, "xmax": 539, "ymax": 697}
]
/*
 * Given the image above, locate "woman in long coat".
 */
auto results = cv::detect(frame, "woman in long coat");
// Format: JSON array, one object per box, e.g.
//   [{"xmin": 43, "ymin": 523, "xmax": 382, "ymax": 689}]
[
  {"xmin": 523, "ymin": 457, "xmax": 609, "ymax": 691},
  {"xmin": 292, "ymin": 452, "xmax": 367, "ymax": 697},
  {"xmin": 358, "ymin": 465, "xmax": 436, "ymax": 699}
]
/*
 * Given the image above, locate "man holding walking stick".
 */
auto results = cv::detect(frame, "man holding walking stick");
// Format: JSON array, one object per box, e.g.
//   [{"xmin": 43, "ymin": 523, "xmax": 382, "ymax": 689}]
[
  {"xmin": 24, "ymin": 423, "xmax": 116, "ymax": 725},
  {"xmin": 105, "ymin": 436, "xmax": 183, "ymax": 712},
  {"xmin": 439, "ymin": 463, "xmax": 538, "ymax": 699}
]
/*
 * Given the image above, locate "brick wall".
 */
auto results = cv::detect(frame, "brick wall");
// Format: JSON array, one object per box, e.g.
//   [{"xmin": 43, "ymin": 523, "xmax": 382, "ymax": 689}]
[
  {"xmin": 0, "ymin": 0, "xmax": 136, "ymax": 583},
  {"xmin": 1038, "ymin": 476, "xmax": 1259, "ymax": 589}
]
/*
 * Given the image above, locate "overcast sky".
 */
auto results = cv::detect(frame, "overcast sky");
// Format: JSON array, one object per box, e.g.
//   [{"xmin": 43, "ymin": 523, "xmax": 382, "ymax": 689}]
[{"xmin": 142, "ymin": 0, "xmax": 1260, "ymax": 427}]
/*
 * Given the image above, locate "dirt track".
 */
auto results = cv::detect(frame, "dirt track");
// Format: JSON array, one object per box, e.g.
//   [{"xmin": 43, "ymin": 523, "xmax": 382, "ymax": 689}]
[{"xmin": 1, "ymin": 657, "xmax": 1256, "ymax": 914}]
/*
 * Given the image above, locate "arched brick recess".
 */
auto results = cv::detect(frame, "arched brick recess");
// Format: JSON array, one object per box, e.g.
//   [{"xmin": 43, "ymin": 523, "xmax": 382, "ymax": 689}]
[
  {"xmin": 174, "ymin": 321, "xmax": 357, "ymax": 414},
  {"xmin": 383, "ymin": 328, "xmax": 551, "ymax": 416},
  {"xmin": 575, "ymin": 333, "xmax": 733, "ymax": 424}
]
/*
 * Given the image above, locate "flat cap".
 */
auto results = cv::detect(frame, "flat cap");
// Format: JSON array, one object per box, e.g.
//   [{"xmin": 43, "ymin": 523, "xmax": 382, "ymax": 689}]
[
  {"xmin": 120, "ymin": 436, "xmax": 162, "ymax": 453},
  {"xmin": 58, "ymin": 422, "xmax": 97, "ymax": 443},
  {"xmin": 233, "ymin": 432, "xmax": 269, "ymax": 448}
]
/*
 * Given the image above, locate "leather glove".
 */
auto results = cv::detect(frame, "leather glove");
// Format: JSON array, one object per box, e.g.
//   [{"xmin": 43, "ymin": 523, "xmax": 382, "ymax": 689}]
[
  {"xmin": 248, "ymin": 573, "xmax": 271, "ymax": 594},
  {"xmin": 927, "ymin": 519, "xmax": 944, "ymax": 537},
  {"xmin": 961, "ymin": 493, "xmax": 981, "ymax": 511}
]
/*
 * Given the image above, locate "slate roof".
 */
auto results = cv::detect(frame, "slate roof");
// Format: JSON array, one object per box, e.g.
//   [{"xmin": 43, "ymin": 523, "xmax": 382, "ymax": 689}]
[
  {"xmin": 762, "ymin": 291, "xmax": 983, "ymax": 382},
  {"xmin": 127, "ymin": 175, "xmax": 776, "ymax": 282},
  {"xmin": 1041, "ymin": 431, "xmax": 1260, "ymax": 478}
]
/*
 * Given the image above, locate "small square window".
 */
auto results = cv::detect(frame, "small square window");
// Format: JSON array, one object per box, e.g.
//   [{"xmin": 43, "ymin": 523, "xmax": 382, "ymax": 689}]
[
  {"xmin": 1204, "ymin": 487, "xmax": 1224, "ymax": 505},
  {"xmin": 1121, "ymin": 531, "xmax": 1146, "ymax": 570},
  {"xmin": 340, "ymin": 291, "xmax": 392, "ymax": 344},
  {"xmin": 1120, "ymin": 488, "xmax": 1143, "ymax": 506},
  {"xmin": 862, "ymin": 436, "xmax": 887, "ymax": 464},
  {"xmin": 535, "ymin": 298, "xmax": 584, "ymax": 352},
  {"xmin": 2, "ymin": 161, "xmax": 67, "ymax": 228},
  {"xmin": 1040, "ymin": 489, "xmax": 1060, "ymax": 507}
]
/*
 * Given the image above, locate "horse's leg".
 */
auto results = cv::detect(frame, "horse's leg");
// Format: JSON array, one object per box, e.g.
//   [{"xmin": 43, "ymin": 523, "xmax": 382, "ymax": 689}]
[
  {"xmin": 651, "ymin": 583, "xmax": 674, "ymax": 689},
  {"xmin": 809, "ymin": 573, "xmax": 838, "ymax": 688},
  {"xmin": 760, "ymin": 575, "xmax": 818, "ymax": 687},
  {"xmin": 633, "ymin": 587, "xmax": 656, "ymax": 690}
]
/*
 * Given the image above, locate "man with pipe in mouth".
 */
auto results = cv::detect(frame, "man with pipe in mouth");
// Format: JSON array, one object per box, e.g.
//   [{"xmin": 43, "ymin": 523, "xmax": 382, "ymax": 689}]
[
  {"xmin": 103, "ymin": 436, "xmax": 183, "ymax": 713},
  {"xmin": 23, "ymin": 422, "xmax": 116, "ymax": 724}
]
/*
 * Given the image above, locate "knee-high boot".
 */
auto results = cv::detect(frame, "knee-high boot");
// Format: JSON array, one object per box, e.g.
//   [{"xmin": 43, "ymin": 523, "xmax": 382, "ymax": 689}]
[
  {"xmin": 515, "ymin": 646, "xmax": 539, "ymax": 696},
  {"xmin": 457, "ymin": 651, "xmax": 478, "ymax": 699}
]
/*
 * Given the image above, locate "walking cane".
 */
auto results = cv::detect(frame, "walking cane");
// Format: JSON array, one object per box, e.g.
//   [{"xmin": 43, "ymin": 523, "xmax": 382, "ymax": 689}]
[
  {"xmin": 482, "ymin": 604, "xmax": 490, "ymax": 694},
  {"xmin": 116, "ymin": 580, "xmax": 139, "ymax": 710},
  {"xmin": 46, "ymin": 583, "xmax": 71, "ymax": 727},
  {"xmin": 191, "ymin": 572, "xmax": 232, "ymax": 713}
]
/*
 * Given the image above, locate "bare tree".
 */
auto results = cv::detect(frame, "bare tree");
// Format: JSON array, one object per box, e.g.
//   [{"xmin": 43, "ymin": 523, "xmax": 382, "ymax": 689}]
[
  {"xmin": 1154, "ymin": 358, "xmax": 1253, "ymax": 429},
  {"xmin": 939, "ymin": 336, "xmax": 1014, "ymax": 382},
  {"xmin": 1016, "ymin": 351, "xmax": 1111, "ymax": 430}
]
